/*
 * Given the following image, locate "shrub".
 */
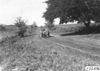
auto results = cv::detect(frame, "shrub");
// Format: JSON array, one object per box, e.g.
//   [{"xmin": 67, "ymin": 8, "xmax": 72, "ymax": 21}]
[
  {"xmin": 0, "ymin": 24, "xmax": 7, "ymax": 33},
  {"xmin": 14, "ymin": 17, "xmax": 27, "ymax": 37}
]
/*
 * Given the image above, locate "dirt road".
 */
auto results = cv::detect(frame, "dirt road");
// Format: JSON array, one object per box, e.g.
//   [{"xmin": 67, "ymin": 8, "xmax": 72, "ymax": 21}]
[
  {"xmin": 31, "ymin": 28, "xmax": 100, "ymax": 71},
  {"xmin": 36, "ymin": 28, "xmax": 100, "ymax": 62},
  {"xmin": 46, "ymin": 34, "xmax": 100, "ymax": 57}
]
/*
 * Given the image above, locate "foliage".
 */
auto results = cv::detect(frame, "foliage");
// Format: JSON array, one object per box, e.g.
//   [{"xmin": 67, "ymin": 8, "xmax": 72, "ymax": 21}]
[
  {"xmin": 31, "ymin": 21, "xmax": 38, "ymax": 29},
  {"xmin": 45, "ymin": 21, "xmax": 55, "ymax": 30},
  {"xmin": 0, "ymin": 24, "xmax": 7, "ymax": 33},
  {"xmin": 43, "ymin": 0, "xmax": 100, "ymax": 32},
  {"xmin": 43, "ymin": 0, "xmax": 75, "ymax": 23},
  {"xmin": 14, "ymin": 17, "xmax": 27, "ymax": 37}
]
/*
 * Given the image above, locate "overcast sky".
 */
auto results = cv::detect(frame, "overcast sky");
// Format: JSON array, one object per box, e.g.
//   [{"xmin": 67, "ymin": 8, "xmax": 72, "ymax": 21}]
[{"xmin": 0, "ymin": 0, "xmax": 47, "ymax": 26}]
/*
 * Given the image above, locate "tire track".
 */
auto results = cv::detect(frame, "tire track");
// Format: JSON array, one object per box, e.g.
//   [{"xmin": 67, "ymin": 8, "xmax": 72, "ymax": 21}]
[
  {"xmin": 47, "ymin": 34, "xmax": 100, "ymax": 57},
  {"xmin": 42, "ymin": 37, "xmax": 100, "ymax": 63},
  {"xmin": 35, "ymin": 28, "xmax": 100, "ymax": 62}
]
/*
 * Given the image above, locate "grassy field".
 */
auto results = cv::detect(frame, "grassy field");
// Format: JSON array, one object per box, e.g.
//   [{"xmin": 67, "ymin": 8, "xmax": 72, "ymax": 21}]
[
  {"xmin": 0, "ymin": 24, "xmax": 100, "ymax": 71},
  {"xmin": 1, "ymin": 34, "xmax": 99, "ymax": 71}
]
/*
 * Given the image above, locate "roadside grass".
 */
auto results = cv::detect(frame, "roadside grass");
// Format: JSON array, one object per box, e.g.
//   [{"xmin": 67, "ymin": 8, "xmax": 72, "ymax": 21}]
[
  {"xmin": 0, "ymin": 25, "xmax": 37, "ymax": 70},
  {"xmin": 0, "ymin": 34, "xmax": 100, "ymax": 71},
  {"xmin": 51, "ymin": 23, "xmax": 100, "ymax": 37},
  {"xmin": 50, "ymin": 24, "xmax": 85, "ymax": 35},
  {"xmin": 0, "ymin": 25, "xmax": 37, "ymax": 40},
  {"xmin": 4, "ymin": 39, "xmax": 99, "ymax": 71}
]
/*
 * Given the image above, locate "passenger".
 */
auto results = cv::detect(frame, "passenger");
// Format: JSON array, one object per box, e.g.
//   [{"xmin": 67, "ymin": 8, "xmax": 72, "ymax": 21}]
[
  {"xmin": 40, "ymin": 28, "xmax": 45, "ymax": 37},
  {"xmin": 44, "ymin": 28, "xmax": 50, "ymax": 37},
  {"xmin": 40, "ymin": 28, "xmax": 50, "ymax": 38}
]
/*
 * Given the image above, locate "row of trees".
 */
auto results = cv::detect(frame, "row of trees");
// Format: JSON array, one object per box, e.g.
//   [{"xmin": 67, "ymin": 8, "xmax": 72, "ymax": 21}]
[{"xmin": 43, "ymin": 0, "xmax": 100, "ymax": 32}]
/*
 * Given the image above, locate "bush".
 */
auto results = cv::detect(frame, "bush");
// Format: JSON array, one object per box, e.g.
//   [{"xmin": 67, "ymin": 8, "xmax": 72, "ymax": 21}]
[
  {"xmin": 0, "ymin": 24, "xmax": 7, "ymax": 33},
  {"xmin": 14, "ymin": 17, "xmax": 27, "ymax": 37}
]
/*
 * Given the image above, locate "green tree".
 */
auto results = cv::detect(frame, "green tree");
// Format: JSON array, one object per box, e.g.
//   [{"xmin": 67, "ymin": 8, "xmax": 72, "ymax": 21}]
[
  {"xmin": 43, "ymin": 0, "xmax": 100, "ymax": 32},
  {"xmin": 43, "ymin": 0, "xmax": 75, "ymax": 24},
  {"xmin": 14, "ymin": 17, "xmax": 27, "ymax": 37}
]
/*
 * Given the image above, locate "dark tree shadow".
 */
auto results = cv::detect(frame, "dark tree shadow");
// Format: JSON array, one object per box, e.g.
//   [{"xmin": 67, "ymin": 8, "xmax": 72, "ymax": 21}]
[
  {"xmin": 60, "ymin": 25, "xmax": 100, "ymax": 36},
  {"xmin": 60, "ymin": 32, "xmax": 89, "ymax": 36}
]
